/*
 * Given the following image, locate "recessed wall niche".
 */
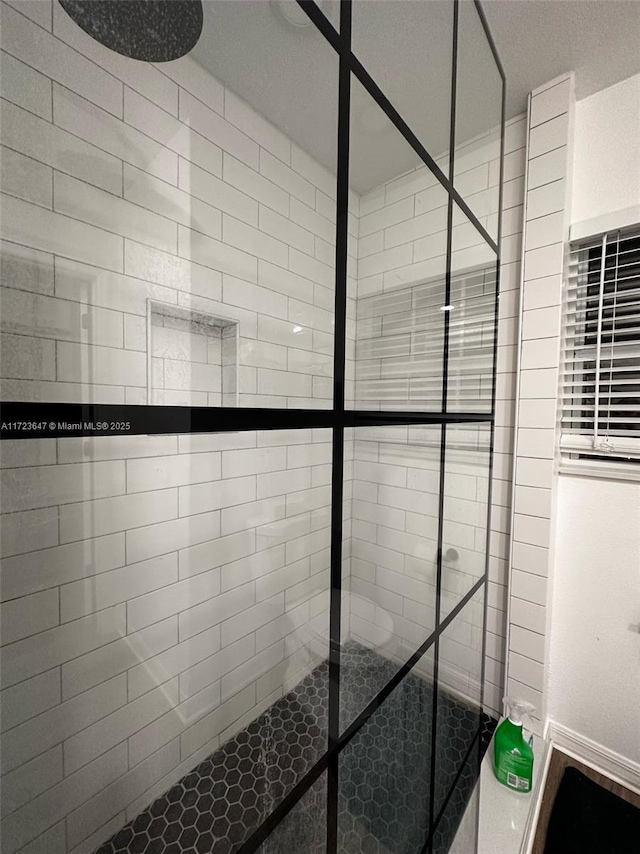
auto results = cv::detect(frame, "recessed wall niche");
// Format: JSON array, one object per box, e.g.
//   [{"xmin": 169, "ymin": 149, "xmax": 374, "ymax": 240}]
[{"xmin": 146, "ymin": 301, "xmax": 239, "ymax": 406}]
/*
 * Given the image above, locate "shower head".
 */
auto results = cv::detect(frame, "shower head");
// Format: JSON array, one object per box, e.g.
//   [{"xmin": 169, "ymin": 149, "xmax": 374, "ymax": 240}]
[{"xmin": 58, "ymin": 0, "xmax": 204, "ymax": 63}]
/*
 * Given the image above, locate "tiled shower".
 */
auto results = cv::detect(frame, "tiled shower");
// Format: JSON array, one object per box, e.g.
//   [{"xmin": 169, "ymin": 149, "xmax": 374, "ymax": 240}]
[{"xmin": 0, "ymin": 2, "xmax": 505, "ymax": 853}]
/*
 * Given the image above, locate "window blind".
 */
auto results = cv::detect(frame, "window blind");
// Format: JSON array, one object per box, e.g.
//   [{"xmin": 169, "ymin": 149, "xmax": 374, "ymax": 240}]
[{"xmin": 561, "ymin": 226, "xmax": 640, "ymax": 462}]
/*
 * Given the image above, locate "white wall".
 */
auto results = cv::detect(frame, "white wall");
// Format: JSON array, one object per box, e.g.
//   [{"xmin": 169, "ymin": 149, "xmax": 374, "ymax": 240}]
[
  {"xmin": 545, "ymin": 73, "xmax": 640, "ymax": 765},
  {"xmin": 571, "ymin": 73, "xmax": 640, "ymax": 227},
  {"xmin": 549, "ymin": 476, "xmax": 640, "ymax": 765}
]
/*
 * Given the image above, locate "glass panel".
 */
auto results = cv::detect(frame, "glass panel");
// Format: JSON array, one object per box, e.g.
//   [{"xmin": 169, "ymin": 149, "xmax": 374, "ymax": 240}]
[
  {"xmin": 342, "ymin": 424, "xmax": 441, "ymax": 732},
  {"xmin": 0, "ymin": 0, "xmax": 338, "ymax": 409},
  {"xmin": 257, "ymin": 772, "xmax": 327, "ymax": 854},
  {"xmin": 454, "ymin": 0, "xmax": 503, "ymax": 240},
  {"xmin": 0, "ymin": 428, "xmax": 330, "ymax": 854},
  {"xmin": 352, "ymin": 0, "xmax": 453, "ymax": 177},
  {"xmin": 441, "ymin": 422, "xmax": 491, "ymax": 620},
  {"xmin": 338, "ymin": 647, "xmax": 435, "ymax": 854},
  {"xmin": 432, "ymin": 731, "xmax": 481, "ymax": 854},
  {"xmin": 350, "ymin": 75, "xmax": 448, "ymax": 412},
  {"xmin": 447, "ymin": 204, "xmax": 497, "ymax": 413},
  {"xmin": 434, "ymin": 588, "xmax": 484, "ymax": 821}
]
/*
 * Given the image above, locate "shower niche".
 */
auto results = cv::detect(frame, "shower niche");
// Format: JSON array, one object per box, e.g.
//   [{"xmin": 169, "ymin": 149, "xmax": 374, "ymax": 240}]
[{"xmin": 147, "ymin": 301, "xmax": 239, "ymax": 407}]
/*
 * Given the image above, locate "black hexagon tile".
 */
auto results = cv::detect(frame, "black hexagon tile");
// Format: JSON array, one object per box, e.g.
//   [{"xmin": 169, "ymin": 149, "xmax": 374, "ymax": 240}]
[{"xmin": 95, "ymin": 642, "xmax": 495, "ymax": 854}]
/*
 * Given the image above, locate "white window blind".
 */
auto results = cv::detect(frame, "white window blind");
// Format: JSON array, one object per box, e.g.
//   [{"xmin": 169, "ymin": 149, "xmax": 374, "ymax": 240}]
[{"xmin": 561, "ymin": 225, "xmax": 640, "ymax": 463}]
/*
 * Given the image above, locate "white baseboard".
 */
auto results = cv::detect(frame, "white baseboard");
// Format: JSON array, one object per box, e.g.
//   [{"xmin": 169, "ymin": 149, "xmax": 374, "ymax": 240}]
[{"xmin": 546, "ymin": 720, "xmax": 640, "ymax": 795}]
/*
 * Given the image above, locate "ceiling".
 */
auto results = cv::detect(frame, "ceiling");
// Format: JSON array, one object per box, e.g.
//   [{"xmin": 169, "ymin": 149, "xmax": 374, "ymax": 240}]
[{"xmin": 193, "ymin": 1, "xmax": 640, "ymax": 195}]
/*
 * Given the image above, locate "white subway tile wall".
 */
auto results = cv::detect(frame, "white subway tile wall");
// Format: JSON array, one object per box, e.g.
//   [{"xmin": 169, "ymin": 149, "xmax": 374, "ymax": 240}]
[
  {"xmin": 0, "ymin": 2, "xmax": 515, "ymax": 851},
  {"xmin": 507, "ymin": 74, "xmax": 573, "ymax": 733},
  {"xmin": 351, "ymin": 115, "xmax": 526, "ymax": 716}
]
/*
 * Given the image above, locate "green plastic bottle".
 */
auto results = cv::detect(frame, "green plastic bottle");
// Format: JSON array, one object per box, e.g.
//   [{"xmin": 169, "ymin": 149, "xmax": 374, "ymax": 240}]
[{"xmin": 493, "ymin": 698, "xmax": 535, "ymax": 793}]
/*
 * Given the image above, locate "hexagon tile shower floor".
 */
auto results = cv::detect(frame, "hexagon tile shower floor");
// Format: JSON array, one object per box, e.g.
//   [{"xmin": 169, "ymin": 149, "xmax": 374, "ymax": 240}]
[{"xmin": 95, "ymin": 643, "xmax": 495, "ymax": 854}]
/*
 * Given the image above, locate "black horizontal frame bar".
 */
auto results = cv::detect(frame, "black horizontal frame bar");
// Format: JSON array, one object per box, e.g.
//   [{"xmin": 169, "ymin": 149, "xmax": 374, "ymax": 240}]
[
  {"xmin": 0, "ymin": 402, "xmax": 493, "ymax": 439},
  {"xmin": 236, "ymin": 574, "xmax": 486, "ymax": 854}
]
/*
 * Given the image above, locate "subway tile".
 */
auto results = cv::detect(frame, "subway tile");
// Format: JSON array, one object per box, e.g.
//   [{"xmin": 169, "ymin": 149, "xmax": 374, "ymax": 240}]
[
  {"xmin": 515, "ymin": 456, "xmax": 554, "ymax": 489},
  {"xmin": 0, "ymin": 240, "xmax": 53, "ymax": 296},
  {"xmin": 179, "ymin": 157, "xmax": 257, "ymax": 225},
  {"xmin": 223, "ymin": 214, "xmax": 288, "ymax": 267},
  {"xmin": 0, "ymin": 437, "xmax": 56, "ymax": 468},
  {"xmin": 1, "ymin": 604, "xmax": 126, "ymax": 689},
  {"xmin": 520, "ymin": 337, "xmax": 559, "ymax": 370},
  {"xmin": 1, "ymin": 460, "xmax": 124, "ymax": 513},
  {"xmin": 1, "ymin": 533, "xmax": 124, "ymax": 600},
  {"xmin": 260, "ymin": 149, "xmax": 315, "ymax": 207},
  {"xmin": 522, "ymin": 304, "xmax": 561, "ymax": 340},
  {"xmin": 221, "ymin": 446, "xmax": 286, "ymax": 479},
  {"xmin": 512, "ymin": 541, "xmax": 549, "ymax": 577},
  {"xmin": 53, "ymin": 84, "xmax": 177, "ymax": 185},
  {"xmin": 127, "ymin": 567, "xmax": 221, "ymax": 633},
  {"xmin": 529, "ymin": 113, "xmax": 569, "ymax": 159},
  {"xmin": 223, "ymin": 274, "xmax": 287, "ymax": 320},
  {"xmin": 54, "ymin": 172, "xmax": 177, "ymax": 253},
  {"xmin": 525, "ymin": 211, "xmax": 564, "ymax": 251},
  {"xmin": 1, "ymin": 3, "xmax": 122, "ymax": 116},
  {"xmin": 59, "ymin": 489, "xmax": 177, "ymax": 545},
  {"xmin": 61, "ymin": 617, "xmax": 177, "ymax": 700},
  {"xmin": 179, "ymin": 475, "xmax": 255, "ymax": 517},
  {"xmin": 225, "ymin": 89, "xmax": 290, "ymax": 163},
  {"xmin": 518, "ymin": 398, "xmax": 557, "ymax": 430},
  {"xmin": 291, "ymin": 144, "xmax": 335, "ymax": 199},
  {"xmin": 513, "ymin": 512, "xmax": 550, "ymax": 548},
  {"xmin": 179, "ymin": 529, "xmax": 256, "ymax": 580},
  {"xmin": 66, "ymin": 739, "xmax": 180, "ymax": 849},
  {"xmin": 178, "ymin": 224, "xmax": 258, "ymax": 283},
  {"xmin": 219, "ymin": 545, "xmax": 285, "ymax": 594},
  {"xmin": 0, "ymin": 744, "xmax": 63, "ymax": 821},
  {"xmin": 359, "ymin": 197, "xmax": 414, "ymax": 239},
  {"xmin": 517, "ymin": 428, "xmax": 555, "ymax": 460},
  {"xmin": 0, "ymin": 51, "xmax": 52, "ymax": 119},
  {"xmin": 528, "ymin": 148, "xmax": 567, "ymax": 191},
  {"xmin": 522, "ymin": 274, "xmax": 561, "ymax": 311},
  {"xmin": 58, "ymin": 340, "xmax": 146, "ymax": 387},
  {"xmin": 58, "ymin": 435, "xmax": 178, "ymax": 464},
  {"xmin": 52, "ymin": 1, "xmax": 177, "ymax": 114},
  {"xmin": 223, "ymin": 153, "xmax": 288, "ymax": 217},
  {"xmin": 0, "ymin": 668, "xmax": 60, "ymax": 732},
  {"xmin": 157, "ymin": 55, "xmax": 224, "ymax": 115},
  {"xmin": 63, "ymin": 678, "xmax": 178, "ymax": 775},
  {"xmin": 124, "ymin": 164, "xmax": 221, "ymax": 240},
  {"xmin": 180, "ymin": 684, "xmax": 254, "ymax": 762},
  {"xmin": 221, "ymin": 594, "xmax": 284, "ymax": 647},
  {"xmin": 1, "ymin": 146, "xmax": 52, "ymax": 208},
  {"xmin": 509, "ymin": 650, "xmax": 544, "ymax": 692},
  {"xmin": 0, "ymin": 588, "xmax": 58, "ymax": 646},
  {"xmin": 2, "ymin": 99, "xmax": 122, "ymax": 197},
  {"xmin": 128, "ymin": 680, "xmax": 221, "ymax": 767},
  {"xmin": 178, "ymin": 583, "xmax": 256, "ymax": 643},
  {"xmin": 510, "ymin": 597, "xmax": 546, "ymax": 635},
  {"xmin": 1, "ymin": 744, "xmax": 127, "ymax": 854},
  {"xmin": 0, "ymin": 331, "xmax": 55, "ymax": 381},
  {"xmin": 530, "ymin": 78, "xmax": 571, "ymax": 128},
  {"xmin": 179, "ymin": 89, "xmax": 258, "ymax": 169},
  {"xmin": 0, "ymin": 675, "xmax": 126, "ymax": 775},
  {"xmin": 1, "ymin": 288, "xmax": 124, "ymax": 349},
  {"xmin": 519, "ymin": 368, "xmax": 558, "ymax": 399},
  {"xmin": 2, "ymin": 192, "xmax": 123, "ymax": 272},
  {"xmin": 524, "ymin": 243, "xmax": 563, "ymax": 281},
  {"xmin": 259, "ymin": 205, "xmax": 314, "ymax": 256},
  {"xmin": 60, "ymin": 552, "xmax": 178, "ymax": 623},
  {"xmin": 510, "ymin": 624, "xmax": 545, "ymax": 663},
  {"xmin": 178, "ymin": 635, "xmax": 253, "ymax": 703},
  {"xmin": 511, "ymin": 569, "xmax": 547, "ymax": 607},
  {"xmin": 124, "ymin": 88, "xmax": 222, "ymax": 178},
  {"xmin": 257, "ymin": 259, "xmax": 314, "ymax": 303},
  {"xmin": 127, "ymin": 624, "xmax": 220, "ymax": 701},
  {"xmin": 127, "ymin": 453, "xmax": 220, "ymax": 494},
  {"xmin": 526, "ymin": 179, "xmax": 565, "ymax": 220},
  {"xmin": 126, "ymin": 510, "xmax": 220, "ymax": 564}
]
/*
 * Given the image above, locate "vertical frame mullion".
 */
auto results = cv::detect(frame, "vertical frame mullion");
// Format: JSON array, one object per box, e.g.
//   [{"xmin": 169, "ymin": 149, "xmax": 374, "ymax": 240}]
[
  {"xmin": 427, "ymin": 1, "xmax": 459, "ymax": 849},
  {"xmin": 327, "ymin": 1, "xmax": 352, "ymax": 852}
]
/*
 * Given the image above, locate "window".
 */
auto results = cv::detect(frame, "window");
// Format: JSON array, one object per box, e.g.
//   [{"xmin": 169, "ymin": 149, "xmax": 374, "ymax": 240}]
[{"xmin": 561, "ymin": 226, "xmax": 640, "ymax": 469}]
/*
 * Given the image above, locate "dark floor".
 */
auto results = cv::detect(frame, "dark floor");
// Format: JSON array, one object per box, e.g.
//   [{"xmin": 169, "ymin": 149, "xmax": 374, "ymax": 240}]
[{"xmin": 96, "ymin": 642, "xmax": 494, "ymax": 854}]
